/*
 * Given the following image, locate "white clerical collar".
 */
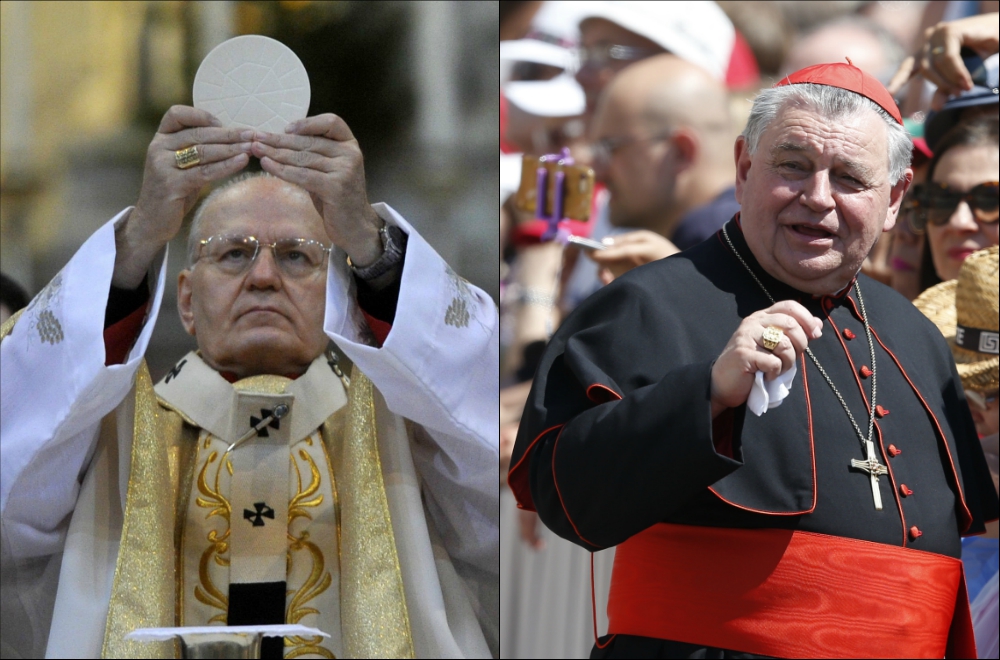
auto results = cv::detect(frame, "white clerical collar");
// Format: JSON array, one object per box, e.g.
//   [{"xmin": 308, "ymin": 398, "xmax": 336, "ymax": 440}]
[{"xmin": 154, "ymin": 351, "xmax": 348, "ymax": 442}]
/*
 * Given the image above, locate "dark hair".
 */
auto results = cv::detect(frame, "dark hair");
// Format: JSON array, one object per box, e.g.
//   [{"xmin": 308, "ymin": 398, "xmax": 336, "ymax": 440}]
[
  {"xmin": 0, "ymin": 272, "xmax": 30, "ymax": 315},
  {"xmin": 920, "ymin": 116, "xmax": 1000, "ymax": 291}
]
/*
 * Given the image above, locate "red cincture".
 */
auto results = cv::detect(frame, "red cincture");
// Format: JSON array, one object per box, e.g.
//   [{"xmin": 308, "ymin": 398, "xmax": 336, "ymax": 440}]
[
  {"xmin": 900, "ymin": 484, "xmax": 914, "ymax": 497},
  {"xmin": 859, "ymin": 365, "xmax": 873, "ymax": 378},
  {"xmin": 909, "ymin": 526, "xmax": 923, "ymax": 540},
  {"xmin": 842, "ymin": 328, "xmax": 856, "ymax": 340},
  {"xmin": 888, "ymin": 444, "xmax": 901, "ymax": 457},
  {"xmin": 875, "ymin": 405, "xmax": 889, "ymax": 417}
]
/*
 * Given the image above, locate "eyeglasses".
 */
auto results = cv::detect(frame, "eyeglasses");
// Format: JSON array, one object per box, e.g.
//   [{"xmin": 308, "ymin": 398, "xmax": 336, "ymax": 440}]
[
  {"xmin": 967, "ymin": 390, "xmax": 999, "ymax": 411},
  {"xmin": 577, "ymin": 43, "xmax": 661, "ymax": 71},
  {"xmin": 195, "ymin": 235, "xmax": 332, "ymax": 277},
  {"xmin": 905, "ymin": 181, "xmax": 999, "ymax": 233},
  {"xmin": 591, "ymin": 133, "xmax": 671, "ymax": 168}
]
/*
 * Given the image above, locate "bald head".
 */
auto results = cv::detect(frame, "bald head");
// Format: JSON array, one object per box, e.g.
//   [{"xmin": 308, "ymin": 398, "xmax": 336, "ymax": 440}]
[
  {"xmin": 782, "ymin": 18, "xmax": 903, "ymax": 82},
  {"xmin": 596, "ymin": 54, "xmax": 731, "ymax": 138}
]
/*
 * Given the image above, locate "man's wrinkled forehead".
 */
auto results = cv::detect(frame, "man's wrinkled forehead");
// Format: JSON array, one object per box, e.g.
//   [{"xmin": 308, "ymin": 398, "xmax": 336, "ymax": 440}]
[
  {"xmin": 764, "ymin": 106, "xmax": 887, "ymax": 180},
  {"xmin": 201, "ymin": 179, "xmax": 324, "ymax": 239}
]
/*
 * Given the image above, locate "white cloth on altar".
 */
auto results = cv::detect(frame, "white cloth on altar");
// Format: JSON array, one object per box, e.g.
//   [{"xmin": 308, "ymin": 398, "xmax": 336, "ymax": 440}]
[{"xmin": 0, "ymin": 203, "xmax": 499, "ymax": 659}]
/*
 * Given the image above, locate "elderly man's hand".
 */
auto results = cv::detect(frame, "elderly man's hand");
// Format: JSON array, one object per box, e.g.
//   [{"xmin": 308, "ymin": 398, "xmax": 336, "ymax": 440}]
[
  {"xmin": 710, "ymin": 301, "xmax": 823, "ymax": 418},
  {"xmin": 251, "ymin": 115, "xmax": 384, "ymax": 267},
  {"xmin": 587, "ymin": 230, "xmax": 680, "ymax": 285},
  {"xmin": 887, "ymin": 12, "xmax": 1000, "ymax": 110},
  {"xmin": 115, "ymin": 106, "xmax": 251, "ymax": 288}
]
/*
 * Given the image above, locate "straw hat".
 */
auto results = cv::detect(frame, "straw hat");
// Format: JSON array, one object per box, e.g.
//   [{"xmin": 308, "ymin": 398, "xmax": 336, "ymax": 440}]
[{"xmin": 914, "ymin": 246, "xmax": 999, "ymax": 393}]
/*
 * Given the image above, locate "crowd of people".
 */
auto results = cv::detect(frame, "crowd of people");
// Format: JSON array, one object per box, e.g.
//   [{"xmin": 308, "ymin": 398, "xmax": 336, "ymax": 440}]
[{"xmin": 500, "ymin": 1, "xmax": 998, "ymax": 658}]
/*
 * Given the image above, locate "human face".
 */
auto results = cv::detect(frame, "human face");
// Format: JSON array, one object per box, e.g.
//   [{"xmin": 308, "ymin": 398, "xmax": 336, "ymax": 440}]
[
  {"xmin": 178, "ymin": 178, "xmax": 331, "ymax": 379},
  {"xmin": 735, "ymin": 105, "xmax": 910, "ymax": 295},
  {"xmin": 927, "ymin": 145, "xmax": 1000, "ymax": 281},
  {"xmin": 591, "ymin": 96, "xmax": 675, "ymax": 228},
  {"xmin": 969, "ymin": 390, "xmax": 999, "ymax": 439},
  {"xmin": 576, "ymin": 19, "xmax": 664, "ymax": 117}
]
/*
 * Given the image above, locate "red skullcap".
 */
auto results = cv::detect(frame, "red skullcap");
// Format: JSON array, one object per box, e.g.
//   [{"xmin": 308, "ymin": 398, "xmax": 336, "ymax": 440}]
[{"xmin": 775, "ymin": 59, "xmax": 903, "ymax": 125}]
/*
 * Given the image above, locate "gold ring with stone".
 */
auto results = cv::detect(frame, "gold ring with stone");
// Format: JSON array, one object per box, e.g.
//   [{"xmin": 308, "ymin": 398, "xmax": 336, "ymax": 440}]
[
  {"xmin": 931, "ymin": 45, "xmax": 946, "ymax": 56},
  {"xmin": 761, "ymin": 326, "xmax": 784, "ymax": 352},
  {"xmin": 174, "ymin": 146, "xmax": 200, "ymax": 169}
]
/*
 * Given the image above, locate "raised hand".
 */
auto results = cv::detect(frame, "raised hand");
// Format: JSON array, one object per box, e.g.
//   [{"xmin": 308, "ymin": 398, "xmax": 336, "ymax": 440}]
[
  {"xmin": 586, "ymin": 230, "xmax": 680, "ymax": 285},
  {"xmin": 710, "ymin": 300, "xmax": 823, "ymax": 418},
  {"xmin": 251, "ymin": 114, "xmax": 384, "ymax": 268},
  {"xmin": 114, "ymin": 106, "xmax": 251, "ymax": 288}
]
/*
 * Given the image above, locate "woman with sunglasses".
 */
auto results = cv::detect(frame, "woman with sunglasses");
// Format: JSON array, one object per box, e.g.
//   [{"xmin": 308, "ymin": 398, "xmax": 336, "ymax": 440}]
[{"xmin": 911, "ymin": 117, "xmax": 999, "ymax": 291}]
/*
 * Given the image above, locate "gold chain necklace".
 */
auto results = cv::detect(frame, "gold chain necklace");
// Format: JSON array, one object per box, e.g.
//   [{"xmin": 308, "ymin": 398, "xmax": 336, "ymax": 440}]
[{"xmin": 721, "ymin": 224, "xmax": 888, "ymax": 510}]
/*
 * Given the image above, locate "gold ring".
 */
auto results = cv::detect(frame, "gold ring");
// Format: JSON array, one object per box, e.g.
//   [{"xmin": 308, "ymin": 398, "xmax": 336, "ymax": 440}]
[
  {"xmin": 931, "ymin": 45, "xmax": 946, "ymax": 56},
  {"xmin": 174, "ymin": 146, "xmax": 200, "ymax": 169},
  {"xmin": 761, "ymin": 326, "xmax": 784, "ymax": 352}
]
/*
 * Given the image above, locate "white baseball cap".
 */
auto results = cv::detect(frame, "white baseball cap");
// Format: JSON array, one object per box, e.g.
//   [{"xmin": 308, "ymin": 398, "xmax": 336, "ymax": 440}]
[
  {"xmin": 578, "ymin": 1, "xmax": 734, "ymax": 82},
  {"xmin": 504, "ymin": 73, "xmax": 587, "ymax": 118}
]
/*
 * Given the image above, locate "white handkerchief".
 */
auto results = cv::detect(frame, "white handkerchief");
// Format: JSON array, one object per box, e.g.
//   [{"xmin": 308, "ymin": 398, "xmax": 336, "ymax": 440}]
[
  {"xmin": 747, "ymin": 364, "xmax": 797, "ymax": 417},
  {"xmin": 127, "ymin": 624, "xmax": 328, "ymax": 641}
]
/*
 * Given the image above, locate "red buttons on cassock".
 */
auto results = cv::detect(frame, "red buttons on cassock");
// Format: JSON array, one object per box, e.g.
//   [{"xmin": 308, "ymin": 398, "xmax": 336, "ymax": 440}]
[
  {"xmin": 860, "ymin": 366, "xmax": 873, "ymax": 378},
  {"xmin": 823, "ymin": 298, "xmax": 834, "ymax": 311},
  {"xmin": 888, "ymin": 444, "xmax": 901, "ymax": 457},
  {"xmin": 875, "ymin": 405, "xmax": 889, "ymax": 417},
  {"xmin": 909, "ymin": 526, "xmax": 923, "ymax": 540},
  {"xmin": 842, "ymin": 328, "xmax": 856, "ymax": 340},
  {"xmin": 900, "ymin": 484, "xmax": 913, "ymax": 497}
]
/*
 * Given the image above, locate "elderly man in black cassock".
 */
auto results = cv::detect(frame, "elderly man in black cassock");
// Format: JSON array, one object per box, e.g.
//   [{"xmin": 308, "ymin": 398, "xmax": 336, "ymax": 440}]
[{"xmin": 508, "ymin": 61, "xmax": 1000, "ymax": 659}]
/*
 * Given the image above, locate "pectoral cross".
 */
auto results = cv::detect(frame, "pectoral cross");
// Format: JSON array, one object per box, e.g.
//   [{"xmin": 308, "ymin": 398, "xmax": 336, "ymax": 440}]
[{"xmin": 850, "ymin": 440, "xmax": 888, "ymax": 510}]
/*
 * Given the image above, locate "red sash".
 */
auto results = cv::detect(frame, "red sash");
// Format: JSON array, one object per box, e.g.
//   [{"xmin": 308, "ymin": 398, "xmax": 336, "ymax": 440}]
[{"xmin": 607, "ymin": 523, "xmax": 976, "ymax": 659}]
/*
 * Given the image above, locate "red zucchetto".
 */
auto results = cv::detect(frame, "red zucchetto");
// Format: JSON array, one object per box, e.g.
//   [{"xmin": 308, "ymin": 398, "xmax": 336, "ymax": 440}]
[{"xmin": 775, "ymin": 58, "xmax": 903, "ymax": 125}]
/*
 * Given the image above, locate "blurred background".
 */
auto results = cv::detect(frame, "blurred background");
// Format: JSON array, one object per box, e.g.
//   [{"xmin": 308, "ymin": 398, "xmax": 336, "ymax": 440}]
[{"xmin": 0, "ymin": 0, "xmax": 499, "ymax": 380}]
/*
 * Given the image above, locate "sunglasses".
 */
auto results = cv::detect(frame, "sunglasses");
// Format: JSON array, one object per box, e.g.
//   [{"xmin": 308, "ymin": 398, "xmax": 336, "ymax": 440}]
[{"xmin": 904, "ymin": 181, "xmax": 999, "ymax": 233}]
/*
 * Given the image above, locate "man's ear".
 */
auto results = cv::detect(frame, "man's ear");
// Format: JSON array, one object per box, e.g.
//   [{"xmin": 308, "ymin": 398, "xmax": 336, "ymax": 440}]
[
  {"xmin": 883, "ymin": 168, "xmax": 913, "ymax": 233},
  {"xmin": 668, "ymin": 128, "xmax": 698, "ymax": 172},
  {"xmin": 734, "ymin": 136, "xmax": 752, "ymax": 205},
  {"xmin": 177, "ymin": 270, "xmax": 196, "ymax": 337}
]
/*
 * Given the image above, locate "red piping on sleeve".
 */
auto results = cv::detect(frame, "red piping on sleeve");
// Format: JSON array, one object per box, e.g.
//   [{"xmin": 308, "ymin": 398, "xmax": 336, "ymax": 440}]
[
  {"xmin": 870, "ymin": 328, "xmax": 975, "ymax": 532},
  {"xmin": 708, "ymin": 353, "xmax": 817, "ymax": 515},
  {"xmin": 552, "ymin": 426, "xmax": 602, "ymax": 548},
  {"xmin": 103, "ymin": 303, "xmax": 148, "ymax": 366},
  {"xmin": 507, "ymin": 424, "xmax": 564, "ymax": 511},
  {"xmin": 586, "ymin": 383, "xmax": 622, "ymax": 404}
]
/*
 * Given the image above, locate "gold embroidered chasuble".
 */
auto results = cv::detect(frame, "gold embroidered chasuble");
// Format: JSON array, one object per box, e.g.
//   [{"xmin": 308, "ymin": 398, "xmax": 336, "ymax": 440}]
[{"xmin": 62, "ymin": 344, "xmax": 416, "ymax": 659}]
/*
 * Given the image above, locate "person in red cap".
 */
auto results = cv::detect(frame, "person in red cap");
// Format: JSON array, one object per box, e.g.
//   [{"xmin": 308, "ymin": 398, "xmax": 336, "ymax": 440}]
[{"xmin": 508, "ymin": 61, "xmax": 999, "ymax": 659}]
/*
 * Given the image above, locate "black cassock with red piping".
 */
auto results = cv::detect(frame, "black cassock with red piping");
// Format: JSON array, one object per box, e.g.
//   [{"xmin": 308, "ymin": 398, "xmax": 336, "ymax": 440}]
[{"xmin": 507, "ymin": 218, "xmax": 999, "ymax": 659}]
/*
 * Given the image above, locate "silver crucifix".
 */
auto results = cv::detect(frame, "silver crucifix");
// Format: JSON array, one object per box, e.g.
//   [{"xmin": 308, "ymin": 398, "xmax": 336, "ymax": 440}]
[{"xmin": 850, "ymin": 440, "xmax": 888, "ymax": 510}]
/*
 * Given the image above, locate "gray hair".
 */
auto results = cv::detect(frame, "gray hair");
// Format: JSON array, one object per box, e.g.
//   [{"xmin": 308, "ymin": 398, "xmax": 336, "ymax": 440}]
[
  {"xmin": 740, "ymin": 83, "xmax": 911, "ymax": 185},
  {"xmin": 186, "ymin": 172, "xmax": 305, "ymax": 265}
]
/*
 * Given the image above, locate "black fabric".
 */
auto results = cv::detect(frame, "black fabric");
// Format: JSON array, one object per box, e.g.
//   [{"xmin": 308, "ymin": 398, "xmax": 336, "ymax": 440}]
[
  {"xmin": 103, "ymin": 275, "xmax": 149, "ymax": 329},
  {"xmin": 511, "ymin": 218, "xmax": 999, "ymax": 559},
  {"xmin": 228, "ymin": 581, "xmax": 287, "ymax": 659},
  {"xmin": 515, "ymin": 339, "xmax": 548, "ymax": 383},
  {"xmin": 0, "ymin": 272, "xmax": 30, "ymax": 314},
  {"xmin": 591, "ymin": 635, "xmax": 774, "ymax": 659},
  {"xmin": 353, "ymin": 230, "xmax": 408, "ymax": 324}
]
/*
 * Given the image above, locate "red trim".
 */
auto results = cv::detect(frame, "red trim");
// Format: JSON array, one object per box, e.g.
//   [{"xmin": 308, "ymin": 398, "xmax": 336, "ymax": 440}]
[
  {"xmin": 361, "ymin": 309, "xmax": 392, "ymax": 347},
  {"xmin": 507, "ymin": 424, "xmax": 564, "ymax": 511},
  {"xmin": 591, "ymin": 554, "xmax": 616, "ymax": 649},
  {"xmin": 608, "ymin": 522, "xmax": 975, "ymax": 659},
  {"xmin": 552, "ymin": 426, "xmax": 601, "ymax": 548},
  {"xmin": 586, "ymin": 383, "xmax": 622, "ymax": 404},
  {"xmin": 103, "ymin": 303, "xmax": 148, "ymax": 366},
  {"xmin": 708, "ymin": 353, "xmax": 817, "ymax": 515},
  {"xmin": 870, "ymin": 328, "xmax": 974, "ymax": 532}
]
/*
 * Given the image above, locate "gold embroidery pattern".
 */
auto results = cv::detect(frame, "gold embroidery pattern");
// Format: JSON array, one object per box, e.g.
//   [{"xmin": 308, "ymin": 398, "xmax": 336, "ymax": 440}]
[
  {"xmin": 285, "ymin": 437, "xmax": 336, "ymax": 658},
  {"xmin": 445, "ymin": 266, "xmax": 473, "ymax": 328},
  {"xmin": 26, "ymin": 272, "xmax": 65, "ymax": 346},
  {"xmin": 193, "ymin": 443, "xmax": 233, "ymax": 622},
  {"xmin": 285, "ymin": 531, "xmax": 335, "ymax": 658}
]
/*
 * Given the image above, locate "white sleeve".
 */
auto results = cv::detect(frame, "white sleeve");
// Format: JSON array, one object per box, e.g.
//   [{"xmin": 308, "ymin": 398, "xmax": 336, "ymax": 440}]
[
  {"xmin": 0, "ymin": 208, "xmax": 167, "ymax": 561},
  {"xmin": 323, "ymin": 203, "xmax": 499, "ymax": 572}
]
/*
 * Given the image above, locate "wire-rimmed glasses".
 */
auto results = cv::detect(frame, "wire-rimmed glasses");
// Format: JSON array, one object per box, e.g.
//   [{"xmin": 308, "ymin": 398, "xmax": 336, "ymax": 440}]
[{"xmin": 194, "ymin": 235, "xmax": 332, "ymax": 278}]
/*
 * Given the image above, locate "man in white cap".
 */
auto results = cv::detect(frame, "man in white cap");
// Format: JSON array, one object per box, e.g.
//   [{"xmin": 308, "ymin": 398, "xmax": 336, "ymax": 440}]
[{"xmin": 575, "ymin": 1, "xmax": 735, "ymax": 118}]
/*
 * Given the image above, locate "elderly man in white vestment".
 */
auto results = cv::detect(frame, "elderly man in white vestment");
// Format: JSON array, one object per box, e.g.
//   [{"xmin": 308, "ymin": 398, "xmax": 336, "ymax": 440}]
[{"xmin": 0, "ymin": 106, "xmax": 499, "ymax": 659}]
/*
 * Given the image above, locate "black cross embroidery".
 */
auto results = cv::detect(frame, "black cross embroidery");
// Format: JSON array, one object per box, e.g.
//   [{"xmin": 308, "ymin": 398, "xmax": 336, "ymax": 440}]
[
  {"xmin": 165, "ymin": 359, "xmax": 187, "ymax": 383},
  {"xmin": 249, "ymin": 408, "xmax": 281, "ymax": 437},
  {"xmin": 244, "ymin": 502, "xmax": 275, "ymax": 527}
]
